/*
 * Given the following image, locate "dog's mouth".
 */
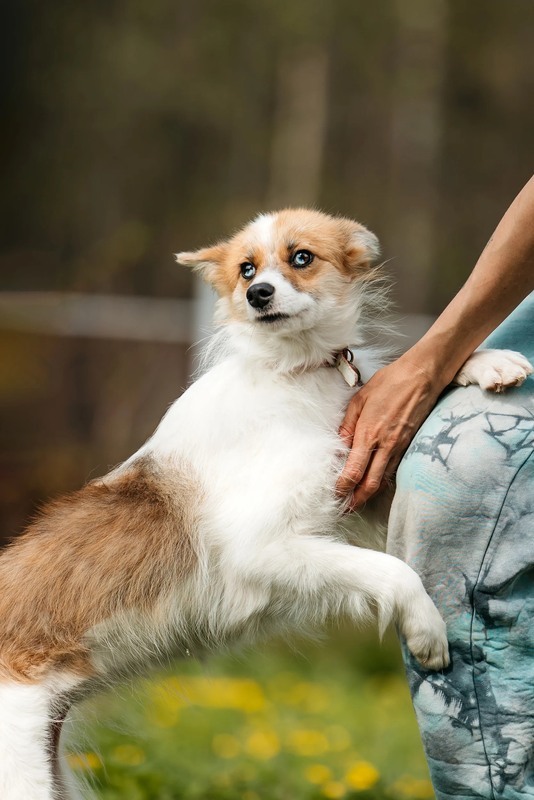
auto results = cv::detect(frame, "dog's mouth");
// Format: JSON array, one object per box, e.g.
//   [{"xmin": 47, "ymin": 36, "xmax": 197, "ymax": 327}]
[{"xmin": 256, "ymin": 312, "xmax": 292, "ymax": 324}]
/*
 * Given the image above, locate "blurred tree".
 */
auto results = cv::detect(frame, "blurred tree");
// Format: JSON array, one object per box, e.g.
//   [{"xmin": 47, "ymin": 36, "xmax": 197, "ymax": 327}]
[{"xmin": 386, "ymin": 0, "xmax": 447, "ymax": 314}]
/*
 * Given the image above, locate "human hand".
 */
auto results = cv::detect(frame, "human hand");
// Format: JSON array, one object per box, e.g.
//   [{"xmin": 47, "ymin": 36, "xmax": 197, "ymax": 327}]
[{"xmin": 336, "ymin": 357, "xmax": 445, "ymax": 510}]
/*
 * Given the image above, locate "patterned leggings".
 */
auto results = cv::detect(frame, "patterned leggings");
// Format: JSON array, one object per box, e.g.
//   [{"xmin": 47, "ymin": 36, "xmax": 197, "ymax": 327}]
[{"xmin": 388, "ymin": 293, "xmax": 534, "ymax": 799}]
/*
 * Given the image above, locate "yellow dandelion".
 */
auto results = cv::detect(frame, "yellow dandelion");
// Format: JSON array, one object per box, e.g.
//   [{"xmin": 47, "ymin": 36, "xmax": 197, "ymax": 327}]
[
  {"xmin": 322, "ymin": 780, "xmax": 346, "ymax": 798},
  {"xmin": 390, "ymin": 775, "xmax": 435, "ymax": 799},
  {"xmin": 152, "ymin": 677, "xmax": 185, "ymax": 708},
  {"xmin": 304, "ymin": 764, "xmax": 332, "ymax": 785},
  {"xmin": 148, "ymin": 682, "xmax": 184, "ymax": 717},
  {"xmin": 243, "ymin": 792, "xmax": 260, "ymax": 800},
  {"xmin": 345, "ymin": 761, "xmax": 380, "ymax": 791},
  {"xmin": 185, "ymin": 677, "xmax": 267, "ymax": 713},
  {"xmin": 146, "ymin": 678, "xmax": 185, "ymax": 727},
  {"xmin": 245, "ymin": 729, "xmax": 280, "ymax": 760},
  {"xmin": 112, "ymin": 744, "xmax": 146, "ymax": 767},
  {"xmin": 212, "ymin": 733, "xmax": 241, "ymax": 759},
  {"xmin": 287, "ymin": 729, "xmax": 330, "ymax": 757},
  {"xmin": 67, "ymin": 752, "xmax": 101, "ymax": 771}
]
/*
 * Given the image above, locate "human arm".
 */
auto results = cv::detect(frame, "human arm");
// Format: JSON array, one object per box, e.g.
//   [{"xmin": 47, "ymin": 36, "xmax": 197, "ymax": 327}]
[{"xmin": 337, "ymin": 175, "xmax": 534, "ymax": 509}]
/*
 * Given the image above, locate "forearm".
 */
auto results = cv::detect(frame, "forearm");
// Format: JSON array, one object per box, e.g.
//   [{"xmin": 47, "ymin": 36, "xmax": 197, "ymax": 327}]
[
  {"xmin": 338, "ymin": 176, "xmax": 534, "ymax": 507},
  {"xmin": 400, "ymin": 175, "xmax": 534, "ymax": 390}
]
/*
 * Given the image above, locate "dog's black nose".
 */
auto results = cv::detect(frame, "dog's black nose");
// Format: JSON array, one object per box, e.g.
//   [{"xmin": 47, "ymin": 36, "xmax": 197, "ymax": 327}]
[{"xmin": 246, "ymin": 282, "xmax": 275, "ymax": 309}]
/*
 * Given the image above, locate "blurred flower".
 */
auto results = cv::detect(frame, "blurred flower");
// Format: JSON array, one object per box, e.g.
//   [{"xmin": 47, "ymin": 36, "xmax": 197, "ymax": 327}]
[
  {"xmin": 322, "ymin": 780, "xmax": 346, "ymax": 798},
  {"xmin": 147, "ymin": 675, "xmax": 267, "ymax": 724},
  {"xmin": 287, "ymin": 729, "xmax": 330, "ymax": 756},
  {"xmin": 245, "ymin": 729, "xmax": 280, "ymax": 760},
  {"xmin": 146, "ymin": 679, "xmax": 184, "ymax": 728},
  {"xmin": 67, "ymin": 752, "xmax": 101, "ymax": 771},
  {"xmin": 345, "ymin": 761, "xmax": 380, "ymax": 790},
  {"xmin": 112, "ymin": 744, "xmax": 146, "ymax": 766},
  {"xmin": 212, "ymin": 733, "xmax": 241, "ymax": 759},
  {"xmin": 304, "ymin": 763, "xmax": 332, "ymax": 785},
  {"xmin": 187, "ymin": 676, "xmax": 266, "ymax": 712}
]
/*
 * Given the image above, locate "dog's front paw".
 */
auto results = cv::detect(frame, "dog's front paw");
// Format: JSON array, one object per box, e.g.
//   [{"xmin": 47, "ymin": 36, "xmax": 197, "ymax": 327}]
[
  {"xmin": 402, "ymin": 594, "xmax": 449, "ymax": 671},
  {"xmin": 454, "ymin": 349, "xmax": 533, "ymax": 393}
]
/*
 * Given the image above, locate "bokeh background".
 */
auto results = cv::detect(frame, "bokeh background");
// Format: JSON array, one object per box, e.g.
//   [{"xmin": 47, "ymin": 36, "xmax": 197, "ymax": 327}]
[{"xmin": 1, "ymin": 1, "xmax": 533, "ymax": 797}]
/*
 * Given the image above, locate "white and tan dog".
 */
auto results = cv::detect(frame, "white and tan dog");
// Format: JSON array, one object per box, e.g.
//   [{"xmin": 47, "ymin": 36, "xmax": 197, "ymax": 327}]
[{"xmin": 0, "ymin": 208, "xmax": 531, "ymax": 799}]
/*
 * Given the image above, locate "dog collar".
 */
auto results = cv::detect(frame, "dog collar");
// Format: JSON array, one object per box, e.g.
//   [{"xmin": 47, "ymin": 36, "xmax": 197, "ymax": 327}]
[{"xmin": 333, "ymin": 348, "xmax": 363, "ymax": 388}]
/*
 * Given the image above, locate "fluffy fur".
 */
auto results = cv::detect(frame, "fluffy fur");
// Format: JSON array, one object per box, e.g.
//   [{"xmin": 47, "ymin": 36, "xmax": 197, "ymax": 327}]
[{"xmin": 1, "ymin": 208, "xmax": 532, "ymax": 799}]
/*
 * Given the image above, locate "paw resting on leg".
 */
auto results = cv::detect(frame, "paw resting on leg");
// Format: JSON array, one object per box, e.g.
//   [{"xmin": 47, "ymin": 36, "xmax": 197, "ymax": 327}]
[
  {"xmin": 400, "ymin": 589, "xmax": 450, "ymax": 670},
  {"xmin": 454, "ymin": 349, "xmax": 533, "ymax": 393}
]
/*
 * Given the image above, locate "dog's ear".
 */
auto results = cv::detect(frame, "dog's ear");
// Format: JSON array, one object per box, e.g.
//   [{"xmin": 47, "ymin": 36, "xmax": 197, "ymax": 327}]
[
  {"xmin": 175, "ymin": 243, "xmax": 227, "ymax": 285},
  {"xmin": 343, "ymin": 223, "xmax": 380, "ymax": 272}
]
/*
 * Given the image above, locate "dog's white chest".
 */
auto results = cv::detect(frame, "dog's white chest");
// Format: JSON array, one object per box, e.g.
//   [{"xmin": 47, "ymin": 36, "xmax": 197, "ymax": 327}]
[{"xmin": 145, "ymin": 357, "xmax": 352, "ymax": 541}]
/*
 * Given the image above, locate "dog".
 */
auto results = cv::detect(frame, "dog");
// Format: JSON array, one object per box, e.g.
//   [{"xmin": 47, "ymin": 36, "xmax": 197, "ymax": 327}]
[{"xmin": 1, "ymin": 208, "xmax": 532, "ymax": 800}]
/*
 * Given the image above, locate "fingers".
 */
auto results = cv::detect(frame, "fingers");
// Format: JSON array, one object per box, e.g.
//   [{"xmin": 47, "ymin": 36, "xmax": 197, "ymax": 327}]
[
  {"xmin": 346, "ymin": 448, "xmax": 390, "ymax": 510},
  {"xmin": 338, "ymin": 391, "xmax": 365, "ymax": 448},
  {"xmin": 336, "ymin": 443, "xmax": 373, "ymax": 498},
  {"xmin": 347, "ymin": 449, "xmax": 403, "ymax": 511}
]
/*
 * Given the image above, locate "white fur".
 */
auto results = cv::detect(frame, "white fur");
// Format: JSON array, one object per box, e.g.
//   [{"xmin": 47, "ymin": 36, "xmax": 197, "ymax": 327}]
[
  {"xmin": 0, "ymin": 674, "xmax": 90, "ymax": 800},
  {"xmin": 240, "ymin": 267, "xmax": 316, "ymax": 323},
  {"xmin": 454, "ymin": 348, "xmax": 533, "ymax": 391},
  {"xmin": 0, "ymin": 683, "xmax": 54, "ymax": 800},
  {"xmin": 250, "ymin": 212, "xmax": 275, "ymax": 248}
]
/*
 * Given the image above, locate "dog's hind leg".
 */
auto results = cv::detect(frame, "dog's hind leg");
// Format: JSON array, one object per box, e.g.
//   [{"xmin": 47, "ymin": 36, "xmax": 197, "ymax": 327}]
[
  {"xmin": 49, "ymin": 699, "xmax": 85, "ymax": 800},
  {"xmin": 0, "ymin": 681, "xmax": 63, "ymax": 800}
]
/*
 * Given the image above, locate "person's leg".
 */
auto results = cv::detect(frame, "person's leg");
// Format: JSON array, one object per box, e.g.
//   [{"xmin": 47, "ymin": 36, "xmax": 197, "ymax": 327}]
[{"xmin": 388, "ymin": 293, "xmax": 534, "ymax": 799}]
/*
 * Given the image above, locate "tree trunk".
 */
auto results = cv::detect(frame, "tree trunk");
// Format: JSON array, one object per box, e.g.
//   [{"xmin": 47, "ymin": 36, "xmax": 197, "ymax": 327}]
[{"xmin": 387, "ymin": 0, "xmax": 448, "ymax": 314}]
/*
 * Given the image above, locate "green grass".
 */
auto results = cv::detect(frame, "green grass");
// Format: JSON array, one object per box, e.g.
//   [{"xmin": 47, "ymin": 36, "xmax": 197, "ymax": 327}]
[{"xmin": 67, "ymin": 628, "xmax": 434, "ymax": 799}]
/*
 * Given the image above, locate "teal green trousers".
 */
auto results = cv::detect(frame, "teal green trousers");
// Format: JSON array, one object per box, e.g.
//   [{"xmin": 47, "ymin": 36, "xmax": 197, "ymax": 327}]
[{"xmin": 388, "ymin": 293, "xmax": 534, "ymax": 799}]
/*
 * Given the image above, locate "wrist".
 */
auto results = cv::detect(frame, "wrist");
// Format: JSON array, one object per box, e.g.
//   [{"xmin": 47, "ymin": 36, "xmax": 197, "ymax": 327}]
[{"xmin": 396, "ymin": 340, "xmax": 462, "ymax": 393}]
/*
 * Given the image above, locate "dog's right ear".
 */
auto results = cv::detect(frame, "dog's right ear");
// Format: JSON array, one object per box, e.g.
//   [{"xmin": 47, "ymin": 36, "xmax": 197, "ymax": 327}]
[{"xmin": 175, "ymin": 243, "xmax": 227, "ymax": 285}]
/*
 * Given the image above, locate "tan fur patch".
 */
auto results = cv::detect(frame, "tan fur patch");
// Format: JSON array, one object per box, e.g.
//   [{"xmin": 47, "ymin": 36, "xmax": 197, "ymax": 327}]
[
  {"xmin": 0, "ymin": 458, "xmax": 199, "ymax": 682},
  {"xmin": 223, "ymin": 210, "xmax": 378, "ymax": 321},
  {"xmin": 178, "ymin": 209, "xmax": 378, "ymax": 302}
]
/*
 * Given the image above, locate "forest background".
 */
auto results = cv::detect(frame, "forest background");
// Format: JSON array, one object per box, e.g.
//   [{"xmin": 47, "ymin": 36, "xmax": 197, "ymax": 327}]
[{"xmin": 1, "ymin": 1, "xmax": 533, "ymax": 797}]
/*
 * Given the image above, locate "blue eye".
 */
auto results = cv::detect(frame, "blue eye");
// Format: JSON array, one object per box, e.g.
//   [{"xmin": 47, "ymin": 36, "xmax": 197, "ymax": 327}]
[
  {"xmin": 240, "ymin": 262, "xmax": 256, "ymax": 280},
  {"xmin": 292, "ymin": 250, "xmax": 314, "ymax": 268}
]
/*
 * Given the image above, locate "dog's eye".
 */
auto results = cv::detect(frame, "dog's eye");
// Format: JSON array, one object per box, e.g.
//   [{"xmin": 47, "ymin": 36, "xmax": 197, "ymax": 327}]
[
  {"xmin": 240, "ymin": 262, "xmax": 256, "ymax": 280},
  {"xmin": 291, "ymin": 250, "xmax": 314, "ymax": 268}
]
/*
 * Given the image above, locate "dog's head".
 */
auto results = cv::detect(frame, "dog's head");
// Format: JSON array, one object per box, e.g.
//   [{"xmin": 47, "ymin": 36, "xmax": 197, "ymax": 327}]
[{"xmin": 176, "ymin": 209, "xmax": 381, "ymax": 367}]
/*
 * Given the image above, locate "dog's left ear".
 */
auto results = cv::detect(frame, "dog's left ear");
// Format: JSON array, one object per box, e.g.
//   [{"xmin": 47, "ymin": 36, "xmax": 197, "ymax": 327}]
[
  {"xmin": 175, "ymin": 243, "xmax": 227, "ymax": 285},
  {"xmin": 344, "ymin": 223, "xmax": 380, "ymax": 272}
]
